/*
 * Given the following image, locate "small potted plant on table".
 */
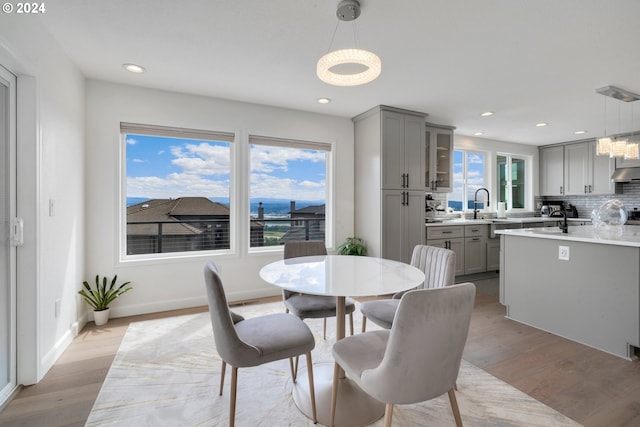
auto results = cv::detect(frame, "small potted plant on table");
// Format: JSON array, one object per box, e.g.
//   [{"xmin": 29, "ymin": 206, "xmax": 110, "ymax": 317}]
[{"xmin": 78, "ymin": 275, "xmax": 132, "ymax": 326}]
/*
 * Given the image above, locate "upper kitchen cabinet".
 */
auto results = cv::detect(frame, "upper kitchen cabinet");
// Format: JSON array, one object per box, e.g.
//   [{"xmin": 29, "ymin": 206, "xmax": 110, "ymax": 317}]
[
  {"xmin": 380, "ymin": 109, "xmax": 426, "ymax": 190},
  {"xmin": 540, "ymin": 140, "xmax": 617, "ymax": 196},
  {"xmin": 425, "ymin": 124, "xmax": 454, "ymax": 192},
  {"xmin": 540, "ymin": 145, "xmax": 564, "ymax": 196}
]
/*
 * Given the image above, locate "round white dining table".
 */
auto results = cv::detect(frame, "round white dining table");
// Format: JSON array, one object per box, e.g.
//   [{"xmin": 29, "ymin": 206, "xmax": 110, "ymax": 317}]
[{"xmin": 259, "ymin": 254, "xmax": 425, "ymax": 427}]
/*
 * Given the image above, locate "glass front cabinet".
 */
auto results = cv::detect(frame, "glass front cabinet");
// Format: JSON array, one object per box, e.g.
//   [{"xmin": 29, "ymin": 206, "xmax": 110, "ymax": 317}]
[{"xmin": 425, "ymin": 125, "xmax": 454, "ymax": 192}]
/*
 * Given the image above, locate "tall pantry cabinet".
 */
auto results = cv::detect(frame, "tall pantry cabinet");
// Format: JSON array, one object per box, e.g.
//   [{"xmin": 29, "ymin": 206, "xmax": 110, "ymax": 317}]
[{"xmin": 353, "ymin": 106, "xmax": 427, "ymax": 264}]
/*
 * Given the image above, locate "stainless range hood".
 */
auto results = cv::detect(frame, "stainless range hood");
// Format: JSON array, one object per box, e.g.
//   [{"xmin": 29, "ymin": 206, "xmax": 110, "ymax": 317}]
[{"xmin": 611, "ymin": 167, "xmax": 640, "ymax": 182}]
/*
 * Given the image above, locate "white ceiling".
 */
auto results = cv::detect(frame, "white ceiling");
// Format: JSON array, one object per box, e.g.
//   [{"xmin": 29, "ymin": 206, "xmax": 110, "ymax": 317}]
[{"xmin": 40, "ymin": 0, "xmax": 640, "ymax": 145}]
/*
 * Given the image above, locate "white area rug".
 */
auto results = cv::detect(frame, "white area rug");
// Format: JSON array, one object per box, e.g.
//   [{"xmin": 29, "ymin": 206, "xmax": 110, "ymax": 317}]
[{"xmin": 86, "ymin": 302, "xmax": 582, "ymax": 427}]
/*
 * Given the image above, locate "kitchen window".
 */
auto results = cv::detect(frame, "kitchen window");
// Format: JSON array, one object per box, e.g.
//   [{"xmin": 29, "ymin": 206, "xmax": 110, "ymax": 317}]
[
  {"xmin": 447, "ymin": 150, "xmax": 487, "ymax": 211},
  {"xmin": 248, "ymin": 135, "xmax": 332, "ymax": 249},
  {"xmin": 497, "ymin": 154, "xmax": 527, "ymax": 210},
  {"xmin": 121, "ymin": 123, "xmax": 234, "ymax": 258}
]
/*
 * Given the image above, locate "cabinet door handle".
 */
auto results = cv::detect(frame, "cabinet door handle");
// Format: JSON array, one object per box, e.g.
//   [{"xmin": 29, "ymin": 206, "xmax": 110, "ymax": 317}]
[
  {"xmin": 560, "ymin": 186, "xmax": 563, "ymax": 194},
  {"xmin": 589, "ymin": 185, "xmax": 592, "ymax": 193},
  {"xmin": 442, "ymin": 231, "xmax": 452, "ymax": 234},
  {"xmin": 406, "ymin": 174, "xmax": 409, "ymax": 188},
  {"xmin": 584, "ymin": 185, "xmax": 587, "ymax": 194}
]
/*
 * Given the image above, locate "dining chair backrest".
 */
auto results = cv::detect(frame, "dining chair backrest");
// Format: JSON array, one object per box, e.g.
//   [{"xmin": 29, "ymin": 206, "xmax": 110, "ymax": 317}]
[
  {"xmin": 411, "ymin": 245, "xmax": 456, "ymax": 290},
  {"xmin": 360, "ymin": 283, "xmax": 476, "ymax": 405},
  {"xmin": 203, "ymin": 260, "xmax": 259, "ymax": 367},
  {"xmin": 283, "ymin": 241, "xmax": 328, "ymax": 300},
  {"xmin": 283, "ymin": 240, "xmax": 327, "ymax": 260}
]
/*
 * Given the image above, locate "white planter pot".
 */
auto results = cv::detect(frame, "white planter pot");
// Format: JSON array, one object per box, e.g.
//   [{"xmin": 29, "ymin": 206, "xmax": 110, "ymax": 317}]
[{"xmin": 93, "ymin": 308, "xmax": 111, "ymax": 326}]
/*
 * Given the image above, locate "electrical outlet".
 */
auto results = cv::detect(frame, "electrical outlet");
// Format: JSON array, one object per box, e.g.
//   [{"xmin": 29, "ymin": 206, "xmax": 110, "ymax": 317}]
[{"xmin": 559, "ymin": 245, "xmax": 570, "ymax": 261}]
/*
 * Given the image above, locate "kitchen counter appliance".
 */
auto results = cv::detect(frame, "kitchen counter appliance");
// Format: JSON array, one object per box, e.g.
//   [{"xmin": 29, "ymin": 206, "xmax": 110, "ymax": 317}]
[{"xmin": 627, "ymin": 208, "xmax": 640, "ymax": 225}]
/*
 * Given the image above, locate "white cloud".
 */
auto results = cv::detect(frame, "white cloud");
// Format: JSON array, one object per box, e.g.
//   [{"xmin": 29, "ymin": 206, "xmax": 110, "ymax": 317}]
[
  {"xmin": 250, "ymin": 145, "xmax": 325, "ymax": 173},
  {"xmin": 126, "ymin": 137, "xmax": 137, "ymax": 145},
  {"xmin": 170, "ymin": 143, "xmax": 230, "ymax": 176},
  {"xmin": 250, "ymin": 173, "xmax": 325, "ymax": 200},
  {"xmin": 132, "ymin": 158, "xmax": 144, "ymax": 163}
]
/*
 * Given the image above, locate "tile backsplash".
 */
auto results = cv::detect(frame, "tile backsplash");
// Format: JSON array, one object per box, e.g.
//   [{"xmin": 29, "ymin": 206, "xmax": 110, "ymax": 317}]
[{"xmin": 536, "ymin": 181, "xmax": 640, "ymax": 218}]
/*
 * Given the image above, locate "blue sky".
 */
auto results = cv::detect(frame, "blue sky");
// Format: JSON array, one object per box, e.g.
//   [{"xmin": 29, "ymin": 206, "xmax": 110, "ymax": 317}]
[{"xmin": 126, "ymin": 134, "xmax": 326, "ymax": 201}]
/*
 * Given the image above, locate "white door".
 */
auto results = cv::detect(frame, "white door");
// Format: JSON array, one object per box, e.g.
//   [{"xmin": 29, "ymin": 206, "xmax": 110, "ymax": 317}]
[{"xmin": 0, "ymin": 65, "xmax": 17, "ymax": 405}]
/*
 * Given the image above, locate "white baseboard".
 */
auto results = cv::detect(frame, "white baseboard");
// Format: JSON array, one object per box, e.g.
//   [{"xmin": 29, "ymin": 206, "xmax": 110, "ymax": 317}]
[
  {"xmin": 107, "ymin": 288, "xmax": 280, "ymax": 319},
  {"xmin": 40, "ymin": 328, "xmax": 75, "ymax": 382}
]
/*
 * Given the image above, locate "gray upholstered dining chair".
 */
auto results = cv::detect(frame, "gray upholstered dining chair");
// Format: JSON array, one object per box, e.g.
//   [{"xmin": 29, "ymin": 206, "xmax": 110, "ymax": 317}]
[
  {"xmin": 282, "ymin": 240, "xmax": 355, "ymax": 339},
  {"xmin": 330, "ymin": 283, "xmax": 476, "ymax": 427},
  {"xmin": 203, "ymin": 260, "xmax": 317, "ymax": 427},
  {"xmin": 360, "ymin": 244, "xmax": 455, "ymax": 332}
]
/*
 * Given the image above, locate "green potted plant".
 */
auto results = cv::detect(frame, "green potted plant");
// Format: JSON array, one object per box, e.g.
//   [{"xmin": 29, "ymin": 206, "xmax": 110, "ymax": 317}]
[
  {"xmin": 337, "ymin": 237, "xmax": 367, "ymax": 256},
  {"xmin": 78, "ymin": 275, "xmax": 132, "ymax": 326}
]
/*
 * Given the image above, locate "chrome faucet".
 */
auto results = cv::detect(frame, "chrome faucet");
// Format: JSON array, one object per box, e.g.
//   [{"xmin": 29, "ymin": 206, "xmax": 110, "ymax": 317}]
[{"xmin": 473, "ymin": 188, "xmax": 490, "ymax": 219}]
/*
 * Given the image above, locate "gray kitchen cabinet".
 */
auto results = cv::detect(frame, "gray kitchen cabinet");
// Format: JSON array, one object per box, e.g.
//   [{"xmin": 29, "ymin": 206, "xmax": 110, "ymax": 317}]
[
  {"xmin": 353, "ymin": 106, "xmax": 427, "ymax": 262},
  {"xmin": 486, "ymin": 238, "xmax": 500, "ymax": 271},
  {"xmin": 381, "ymin": 190, "xmax": 426, "ymax": 263},
  {"xmin": 425, "ymin": 125, "xmax": 454, "ymax": 192},
  {"xmin": 381, "ymin": 111, "xmax": 426, "ymax": 190},
  {"xmin": 541, "ymin": 140, "xmax": 617, "ymax": 196},
  {"xmin": 426, "ymin": 237, "xmax": 465, "ymax": 276},
  {"xmin": 540, "ymin": 145, "xmax": 564, "ymax": 196},
  {"xmin": 426, "ymin": 225, "xmax": 471, "ymax": 276},
  {"xmin": 563, "ymin": 141, "xmax": 591, "ymax": 195},
  {"xmin": 463, "ymin": 224, "xmax": 487, "ymax": 275},
  {"xmin": 591, "ymin": 141, "xmax": 617, "ymax": 194},
  {"xmin": 565, "ymin": 140, "xmax": 617, "ymax": 195}
]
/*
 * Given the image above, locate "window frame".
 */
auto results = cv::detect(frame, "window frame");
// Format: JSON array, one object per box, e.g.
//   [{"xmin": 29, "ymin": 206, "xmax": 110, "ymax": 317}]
[
  {"xmin": 119, "ymin": 122, "xmax": 236, "ymax": 262},
  {"xmin": 447, "ymin": 149, "xmax": 489, "ymax": 212},
  {"xmin": 247, "ymin": 134, "xmax": 334, "ymax": 254},
  {"xmin": 496, "ymin": 152, "xmax": 531, "ymax": 212}
]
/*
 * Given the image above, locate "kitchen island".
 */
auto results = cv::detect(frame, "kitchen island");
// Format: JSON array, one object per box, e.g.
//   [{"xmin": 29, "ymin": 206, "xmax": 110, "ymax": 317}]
[{"xmin": 496, "ymin": 225, "xmax": 640, "ymax": 360}]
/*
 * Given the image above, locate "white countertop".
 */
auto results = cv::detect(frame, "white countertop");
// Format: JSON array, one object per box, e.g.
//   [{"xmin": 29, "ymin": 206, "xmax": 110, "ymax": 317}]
[
  {"xmin": 425, "ymin": 217, "xmax": 591, "ymax": 227},
  {"xmin": 495, "ymin": 224, "xmax": 640, "ymax": 247}
]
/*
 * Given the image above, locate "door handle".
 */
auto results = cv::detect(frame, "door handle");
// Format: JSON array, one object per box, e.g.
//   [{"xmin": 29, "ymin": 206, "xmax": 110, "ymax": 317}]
[{"xmin": 11, "ymin": 217, "xmax": 24, "ymax": 246}]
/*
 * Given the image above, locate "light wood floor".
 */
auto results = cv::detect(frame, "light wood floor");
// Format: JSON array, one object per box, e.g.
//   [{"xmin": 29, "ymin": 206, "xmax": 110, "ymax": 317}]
[{"xmin": 1, "ymin": 278, "xmax": 640, "ymax": 427}]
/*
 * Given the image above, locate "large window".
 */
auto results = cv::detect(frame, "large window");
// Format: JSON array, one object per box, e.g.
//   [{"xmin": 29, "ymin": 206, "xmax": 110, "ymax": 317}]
[
  {"xmin": 497, "ymin": 154, "xmax": 526, "ymax": 210},
  {"xmin": 122, "ymin": 123, "xmax": 234, "ymax": 256},
  {"xmin": 448, "ymin": 150, "xmax": 487, "ymax": 211},
  {"xmin": 248, "ymin": 135, "xmax": 331, "ymax": 248}
]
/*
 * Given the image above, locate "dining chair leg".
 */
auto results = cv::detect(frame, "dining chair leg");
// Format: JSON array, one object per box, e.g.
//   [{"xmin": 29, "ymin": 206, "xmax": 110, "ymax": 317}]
[
  {"xmin": 329, "ymin": 362, "xmax": 340, "ymax": 427},
  {"xmin": 383, "ymin": 403, "xmax": 394, "ymax": 427},
  {"xmin": 361, "ymin": 315, "xmax": 367, "ymax": 333},
  {"xmin": 230, "ymin": 366, "xmax": 238, "ymax": 427},
  {"xmin": 289, "ymin": 356, "xmax": 300, "ymax": 382},
  {"xmin": 349, "ymin": 312, "xmax": 354, "ymax": 335},
  {"xmin": 323, "ymin": 318, "xmax": 327, "ymax": 340},
  {"xmin": 448, "ymin": 388, "xmax": 463, "ymax": 427},
  {"xmin": 219, "ymin": 360, "xmax": 227, "ymax": 395},
  {"xmin": 305, "ymin": 352, "xmax": 317, "ymax": 423}
]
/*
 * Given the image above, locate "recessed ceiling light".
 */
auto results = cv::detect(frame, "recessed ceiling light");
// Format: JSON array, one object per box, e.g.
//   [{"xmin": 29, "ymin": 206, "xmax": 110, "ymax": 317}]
[
  {"xmin": 575, "ymin": 130, "xmax": 587, "ymax": 135},
  {"xmin": 317, "ymin": 98, "xmax": 331, "ymax": 104},
  {"xmin": 123, "ymin": 63, "xmax": 146, "ymax": 73},
  {"xmin": 480, "ymin": 112, "xmax": 494, "ymax": 117},
  {"xmin": 473, "ymin": 132, "xmax": 484, "ymax": 136},
  {"xmin": 536, "ymin": 122, "xmax": 548, "ymax": 127}
]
